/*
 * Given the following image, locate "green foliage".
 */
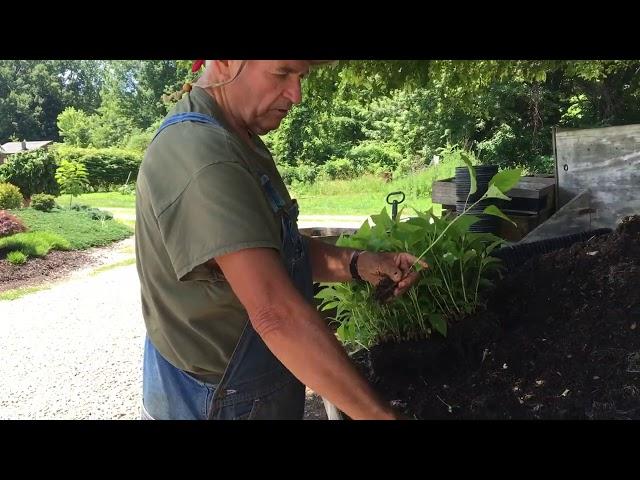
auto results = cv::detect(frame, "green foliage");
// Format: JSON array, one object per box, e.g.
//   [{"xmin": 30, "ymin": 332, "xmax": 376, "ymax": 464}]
[
  {"xmin": 68, "ymin": 203, "xmax": 113, "ymax": 220},
  {"xmin": 54, "ymin": 145, "xmax": 142, "ymax": 190},
  {"xmin": 0, "ymin": 182, "xmax": 23, "ymax": 209},
  {"xmin": 316, "ymin": 168, "xmax": 521, "ymax": 350},
  {"xmin": 0, "ymin": 231, "xmax": 70, "ymax": 257},
  {"xmin": 6, "ymin": 250, "xmax": 27, "ymax": 265},
  {"xmin": 316, "ymin": 209, "xmax": 506, "ymax": 349},
  {"xmin": 0, "ymin": 149, "xmax": 60, "ymax": 199},
  {"xmin": 318, "ymin": 157, "xmax": 358, "ymax": 180},
  {"xmin": 0, "ymin": 209, "xmax": 27, "ymax": 237},
  {"xmin": 100, "ymin": 60, "xmax": 185, "ymax": 131},
  {"xmin": 57, "ymin": 107, "xmax": 93, "ymax": 147},
  {"xmin": 0, "ymin": 60, "xmax": 104, "ymax": 142},
  {"xmin": 55, "ymin": 160, "xmax": 89, "ymax": 206},
  {"xmin": 85, "ymin": 207, "xmax": 114, "ymax": 221},
  {"xmin": 277, "ymin": 163, "xmax": 318, "ymax": 187},
  {"xmin": 11, "ymin": 208, "xmax": 132, "ymax": 250},
  {"xmin": 346, "ymin": 142, "xmax": 403, "ymax": 174},
  {"xmin": 122, "ymin": 123, "xmax": 159, "ymax": 152},
  {"xmin": 30, "ymin": 193, "xmax": 57, "ymax": 212},
  {"xmin": 117, "ymin": 182, "xmax": 136, "ymax": 195},
  {"xmin": 5, "ymin": 59, "xmax": 640, "ymax": 185}
]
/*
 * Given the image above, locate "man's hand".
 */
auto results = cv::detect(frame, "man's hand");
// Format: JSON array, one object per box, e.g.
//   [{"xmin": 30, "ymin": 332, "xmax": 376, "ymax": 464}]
[{"xmin": 357, "ymin": 251, "xmax": 428, "ymax": 299}]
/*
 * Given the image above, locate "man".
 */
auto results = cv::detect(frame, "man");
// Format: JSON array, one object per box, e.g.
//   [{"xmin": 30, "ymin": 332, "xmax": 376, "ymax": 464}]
[{"xmin": 136, "ymin": 60, "xmax": 426, "ymax": 420}]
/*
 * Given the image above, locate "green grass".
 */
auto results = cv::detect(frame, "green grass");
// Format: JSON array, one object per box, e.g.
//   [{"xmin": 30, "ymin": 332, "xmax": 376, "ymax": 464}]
[
  {"xmin": 55, "ymin": 193, "xmax": 135, "ymax": 226},
  {"xmin": 53, "ymin": 160, "xmax": 460, "ymax": 220},
  {"xmin": 291, "ymin": 162, "xmax": 461, "ymax": 216},
  {"xmin": 6, "ymin": 251, "xmax": 28, "ymax": 265},
  {"xmin": 56, "ymin": 192, "xmax": 136, "ymax": 209},
  {"xmin": 90, "ymin": 257, "xmax": 136, "ymax": 276},
  {"xmin": 9, "ymin": 208, "xmax": 133, "ymax": 250},
  {"xmin": 0, "ymin": 285, "xmax": 50, "ymax": 301},
  {"xmin": 0, "ymin": 231, "xmax": 70, "ymax": 257}
]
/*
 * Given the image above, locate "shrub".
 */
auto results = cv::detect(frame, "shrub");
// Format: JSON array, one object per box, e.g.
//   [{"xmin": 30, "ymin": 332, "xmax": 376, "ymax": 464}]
[
  {"xmin": 70, "ymin": 204, "xmax": 91, "ymax": 211},
  {"xmin": 319, "ymin": 157, "xmax": 358, "ymax": 180},
  {"xmin": 277, "ymin": 163, "xmax": 318, "ymax": 186},
  {"xmin": 54, "ymin": 145, "xmax": 142, "ymax": 190},
  {"xmin": 346, "ymin": 142, "xmax": 403, "ymax": 173},
  {"xmin": 0, "ymin": 149, "xmax": 59, "ymax": 200},
  {"xmin": 0, "ymin": 210, "xmax": 27, "ymax": 237},
  {"xmin": 31, "ymin": 194, "xmax": 57, "ymax": 212},
  {"xmin": 0, "ymin": 183, "xmax": 23, "ymax": 209},
  {"xmin": 7, "ymin": 250, "xmax": 27, "ymax": 265},
  {"xmin": 86, "ymin": 208, "xmax": 114, "ymax": 221}
]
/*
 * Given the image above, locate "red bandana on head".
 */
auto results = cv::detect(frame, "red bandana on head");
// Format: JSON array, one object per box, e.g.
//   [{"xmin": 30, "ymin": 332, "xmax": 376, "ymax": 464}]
[{"xmin": 191, "ymin": 60, "xmax": 205, "ymax": 73}]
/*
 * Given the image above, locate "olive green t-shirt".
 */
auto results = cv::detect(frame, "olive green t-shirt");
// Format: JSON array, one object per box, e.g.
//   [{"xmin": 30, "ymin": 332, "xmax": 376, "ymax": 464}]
[{"xmin": 135, "ymin": 86, "xmax": 292, "ymax": 381}]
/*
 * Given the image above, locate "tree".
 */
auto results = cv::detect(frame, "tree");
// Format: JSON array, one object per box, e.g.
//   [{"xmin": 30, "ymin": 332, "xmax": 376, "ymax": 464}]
[
  {"xmin": 0, "ymin": 60, "xmax": 104, "ymax": 142},
  {"xmin": 57, "ymin": 107, "xmax": 94, "ymax": 147},
  {"xmin": 55, "ymin": 160, "xmax": 89, "ymax": 207}
]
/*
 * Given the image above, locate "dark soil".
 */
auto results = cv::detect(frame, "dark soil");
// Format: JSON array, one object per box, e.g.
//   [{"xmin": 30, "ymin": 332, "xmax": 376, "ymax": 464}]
[
  {"xmin": 303, "ymin": 389, "xmax": 328, "ymax": 420},
  {"xmin": 374, "ymin": 276, "xmax": 397, "ymax": 303},
  {"xmin": 358, "ymin": 215, "xmax": 640, "ymax": 419},
  {"xmin": 0, "ymin": 249, "xmax": 98, "ymax": 292}
]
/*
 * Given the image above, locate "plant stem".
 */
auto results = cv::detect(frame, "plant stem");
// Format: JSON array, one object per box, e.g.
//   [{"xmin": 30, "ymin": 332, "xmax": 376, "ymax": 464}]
[
  {"xmin": 433, "ymin": 256, "xmax": 461, "ymax": 314},
  {"xmin": 412, "ymin": 196, "xmax": 486, "ymax": 268},
  {"xmin": 474, "ymin": 262, "xmax": 485, "ymax": 306},
  {"xmin": 427, "ymin": 284, "xmax": 452, "ymax": 316}
]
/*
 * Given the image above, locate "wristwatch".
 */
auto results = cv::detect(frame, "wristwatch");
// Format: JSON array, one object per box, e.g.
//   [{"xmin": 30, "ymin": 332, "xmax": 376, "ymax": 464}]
[{"xmin": 349, "ymin": 250, "xmax": 365, "ymax": 282}]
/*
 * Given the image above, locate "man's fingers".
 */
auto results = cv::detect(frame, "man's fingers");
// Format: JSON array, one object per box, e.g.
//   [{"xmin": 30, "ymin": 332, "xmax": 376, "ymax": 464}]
[
  {"xmin": 382, "ymin": 261, "xmax": 403, "ymax": 282},
  {"xmin": 406, "ymin": 254, "xmax": 429, "ymax": 270},
  {"xmin": 416, "ymin": 258, "xmax": 429, "ymax": 269},
  {"xmin": 380, "ymin": 253, "xmax": 428, "ymax": 287},
  {"xmin": 397, "ymin": 254, "xmax": 429, "ymax": 273},
  {"xmin": 393, "ymin": 284, "xmax": 411, "ymax": 298},
  {"xmin": 397, "ymin": 272, "xmax": 420, "ymax": 290}
]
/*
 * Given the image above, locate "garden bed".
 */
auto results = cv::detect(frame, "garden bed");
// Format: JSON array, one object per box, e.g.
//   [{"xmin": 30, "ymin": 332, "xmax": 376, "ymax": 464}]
[
  {"xmin": 355, "ymin": 215, "xmax": 640, "ymax": 419},
  {"xmin": 0, "ymin": 249, "xmax": 96, "ymax": 292},
  {"xmin": 1, "ymin": 208, "xmax": 134, "ymax": 294}
]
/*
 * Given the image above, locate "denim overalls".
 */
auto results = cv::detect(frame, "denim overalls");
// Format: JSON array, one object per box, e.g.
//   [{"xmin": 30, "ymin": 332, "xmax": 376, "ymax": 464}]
[{"xmin": 141, "ymin": 112, "xmax": 315, "ymax": 420}]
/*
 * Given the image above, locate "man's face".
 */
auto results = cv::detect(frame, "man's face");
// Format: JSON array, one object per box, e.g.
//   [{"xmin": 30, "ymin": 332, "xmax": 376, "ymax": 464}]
[{"xmin": 226, "ymin": 60, "xmax": 310, "ymax": 135}]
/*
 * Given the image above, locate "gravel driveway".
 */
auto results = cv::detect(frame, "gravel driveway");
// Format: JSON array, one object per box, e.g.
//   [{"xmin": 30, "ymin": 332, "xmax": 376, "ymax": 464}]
[
  {"xmin": 0, "ymin": 258, "xmax": 145, "ymax": 419},
  {"xmin": 0, "ymin": 238, "xmax": 327, "ymax": 420}
]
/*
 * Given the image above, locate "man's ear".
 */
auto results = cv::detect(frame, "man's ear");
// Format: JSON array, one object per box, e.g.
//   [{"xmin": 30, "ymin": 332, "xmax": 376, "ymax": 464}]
[{"xmin": 215, "ymin": 60, "xmax": 234, "ymax": 80}]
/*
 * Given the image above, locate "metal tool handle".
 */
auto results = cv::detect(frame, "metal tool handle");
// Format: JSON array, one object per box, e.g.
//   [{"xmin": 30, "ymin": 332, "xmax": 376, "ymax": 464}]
[{"xmin": 386, "ymin": 191, "xmax": 405, "ymax": 221}]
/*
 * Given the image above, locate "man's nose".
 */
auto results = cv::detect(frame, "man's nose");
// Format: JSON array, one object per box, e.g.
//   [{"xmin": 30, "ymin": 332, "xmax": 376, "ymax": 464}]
[{"xmin": 284, "ymin": 78, "xmax": 302, "ymax": 105}]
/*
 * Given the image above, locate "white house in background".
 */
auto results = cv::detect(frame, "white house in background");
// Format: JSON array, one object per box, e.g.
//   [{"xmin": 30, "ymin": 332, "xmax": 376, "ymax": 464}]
[{"xmin": 0, "ymin": 140, "xmax": 54, "ymax": 164}]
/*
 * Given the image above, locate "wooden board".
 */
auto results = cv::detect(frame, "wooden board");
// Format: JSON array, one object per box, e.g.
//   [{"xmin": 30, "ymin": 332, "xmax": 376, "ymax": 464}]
[
  {"xmin": 521, "ymin": 190, "xmax": 595, "ymax": 243},
  {"xmin": 554, "ymin": 124, "xmax": 640, "ymax": 230}
]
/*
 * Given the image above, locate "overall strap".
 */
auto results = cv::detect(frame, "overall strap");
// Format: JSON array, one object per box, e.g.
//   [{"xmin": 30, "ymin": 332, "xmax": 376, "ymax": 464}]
[{"xmin": 152, "ymin": 112, "xmax": 221, "ymax": 142}]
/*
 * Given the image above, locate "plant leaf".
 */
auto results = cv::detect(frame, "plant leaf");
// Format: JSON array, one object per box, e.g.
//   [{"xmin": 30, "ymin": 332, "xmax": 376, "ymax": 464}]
[
  {"xmin": 370, "ymin": 207, "xmax": 392, "ymax": 229},
  {"xmin": 461, "ymin": 152, "xmax": 477, "ymax": 196},
  {"xmin": 483, "ymin": 184, "xmax": 511, "ymax": 201},
  {"xmin": 483, "ymin": 204, "xmax": 516, "ymax": 226},
  {"xmin": 463, "ymin": 249, "xmax": 477, "ymax": 263},
  {"xmin": 449, "ymin": 214, "xmax": 480, "ymax": 236},
  {"xmin": 488, "ymin": 168, "xmax": 522, "ymax": 194},
  {"xmin": 429, "ymin": 314, "xmax": 447, "ymax": 337}
]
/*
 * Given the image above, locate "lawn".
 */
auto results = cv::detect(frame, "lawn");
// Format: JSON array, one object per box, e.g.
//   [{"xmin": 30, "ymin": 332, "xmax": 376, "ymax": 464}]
[
  {"xmin": 54, "ymin": 165, "xmax": 452, "ymax": 219},
  {"xmin": 11, "ymin": 208, "xmax": 133, "ymax": 250},
  {"xmin": 56, "ymin": 192, "xmax": 135, "ymax": 209}
]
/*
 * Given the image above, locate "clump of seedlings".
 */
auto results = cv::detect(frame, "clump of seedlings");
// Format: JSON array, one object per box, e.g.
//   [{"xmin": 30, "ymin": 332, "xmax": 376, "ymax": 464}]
[{"xmin": 316, "ymin": 163, "xmax": 522, "ymax": 350}]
